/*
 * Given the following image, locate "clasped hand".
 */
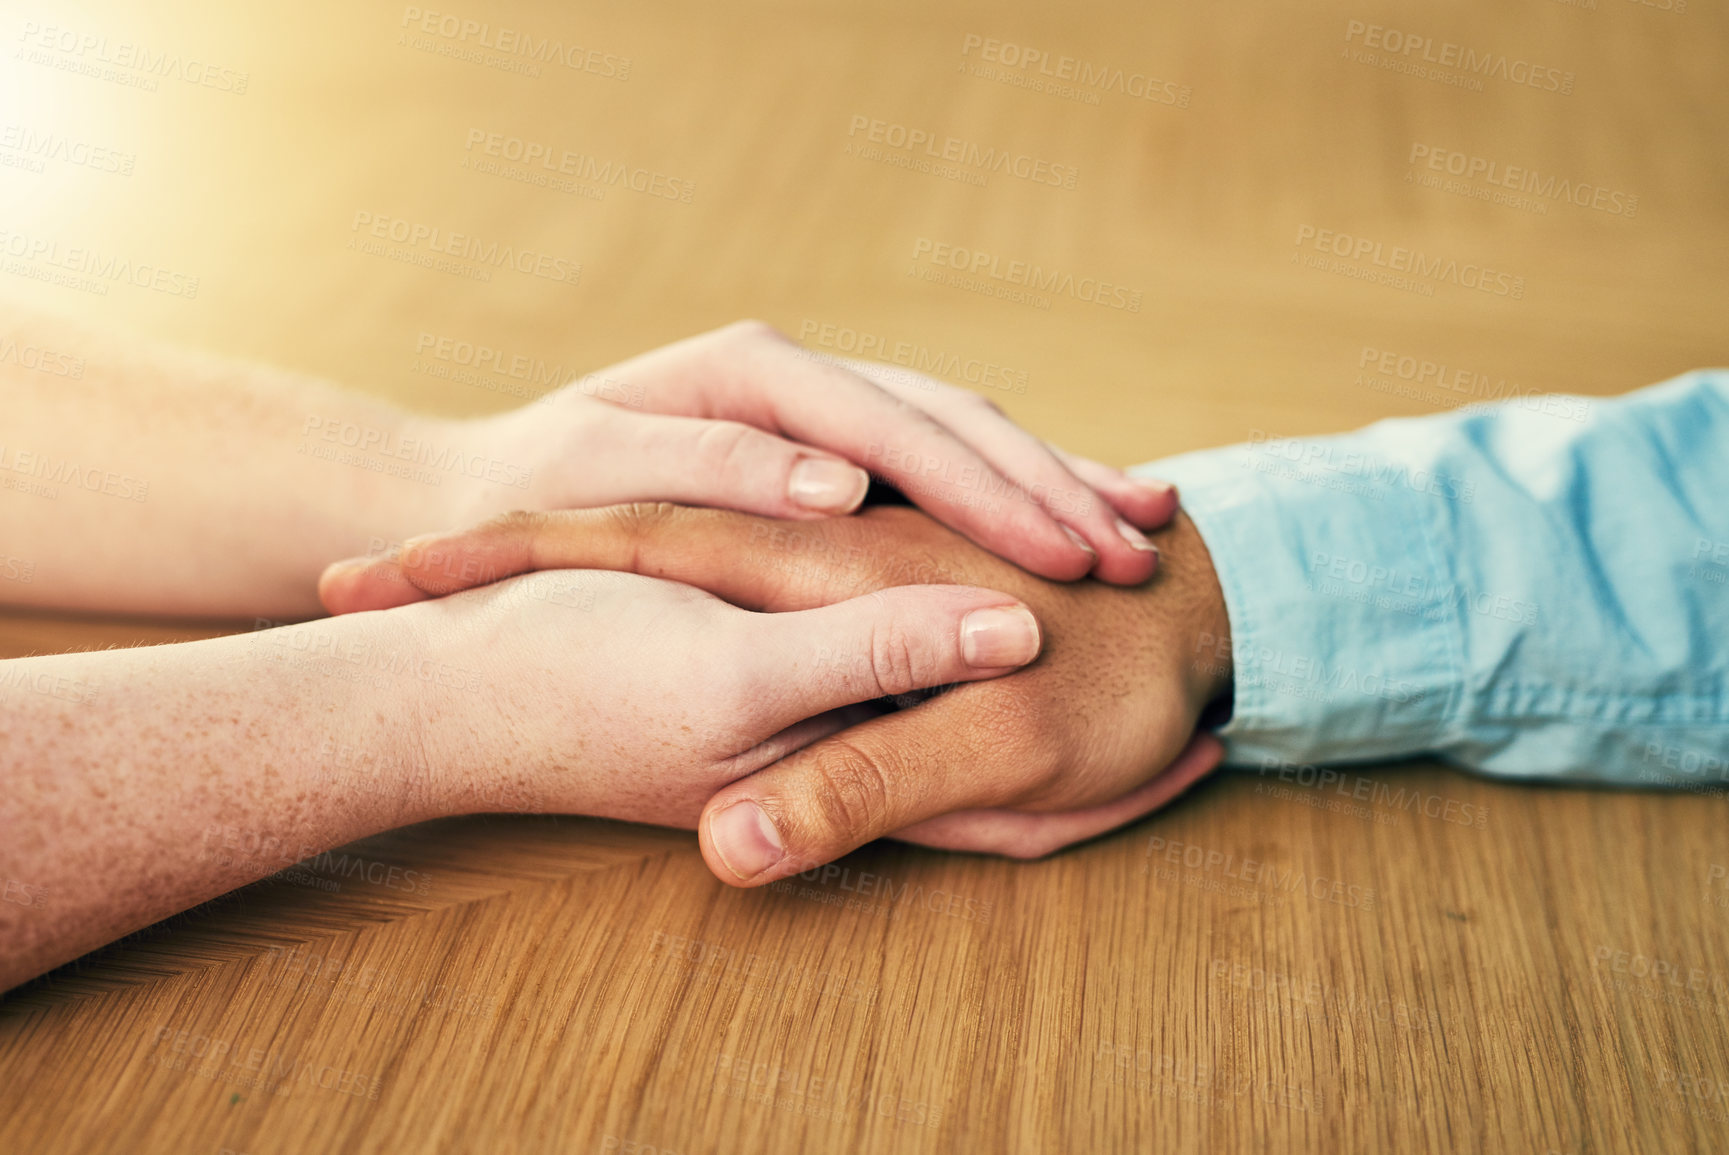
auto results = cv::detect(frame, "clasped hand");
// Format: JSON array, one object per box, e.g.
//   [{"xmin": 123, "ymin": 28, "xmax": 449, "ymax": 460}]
[{"xmin": 322, "ymin": 504, "xmax": 1231, "ymax": 887}]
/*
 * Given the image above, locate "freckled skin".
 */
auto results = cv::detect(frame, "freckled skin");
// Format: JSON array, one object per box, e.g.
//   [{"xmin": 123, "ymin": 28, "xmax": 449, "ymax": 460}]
[
  {"xmin": 0, "ymin": 562, "xmax": 1034, "ymax": 990},
  {"xmin": 0, "ymin": 615, "xmax": 437, "ymax": 991},
  {"xmin": 0, "ymin": 305, "xmax": 1182, "ymax": 985}
]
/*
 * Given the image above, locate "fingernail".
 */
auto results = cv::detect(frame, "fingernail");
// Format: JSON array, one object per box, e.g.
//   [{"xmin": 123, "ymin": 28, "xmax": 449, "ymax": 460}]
[
  {"xmin": 710, "ymin": 801, "xmax": 784, "ymax": 880},
  {"xmin": 1116, "ymin": 516, "xmax": 1158, "ymax": 552},
  {"xmin": 789, "ymin": 458, "xmax": 870, "ymax": 513},
  {"xmin": 1059, "ymin": 523, "xmax": 1097, "ymax": 559},
  {"xmin": 961, "ymin": 605, "xmax": 1041, "ymax": 668},
  {"xmin": 1133, "ymin": 478, "xmax": 1177, "ymax": 501}
]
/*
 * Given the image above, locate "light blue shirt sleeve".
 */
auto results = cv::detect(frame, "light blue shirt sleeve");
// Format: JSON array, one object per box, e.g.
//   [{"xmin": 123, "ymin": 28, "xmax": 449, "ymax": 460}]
[{"xmin": 1132, "ymin": 370, "xmax": 1729, "ymax": 788}]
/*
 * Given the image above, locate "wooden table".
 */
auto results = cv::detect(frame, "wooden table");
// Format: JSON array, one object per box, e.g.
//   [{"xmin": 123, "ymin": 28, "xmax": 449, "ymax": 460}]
[{"xmin": 2, "ymin": 1, "xmax": 1725, "ymax": 1151}]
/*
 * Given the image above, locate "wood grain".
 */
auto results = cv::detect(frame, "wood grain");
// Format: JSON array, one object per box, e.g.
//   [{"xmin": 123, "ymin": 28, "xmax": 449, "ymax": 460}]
[{"xmin": 2, "ymin": 1, "xmax": 1726, "ymax": 1152}]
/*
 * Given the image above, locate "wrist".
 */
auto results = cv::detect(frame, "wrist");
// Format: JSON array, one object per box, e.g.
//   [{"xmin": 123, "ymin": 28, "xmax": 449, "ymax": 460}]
[
  {"xmin": 262, "ymin": 607, "xmax": 462, "ymax": 825},
  {"xmin": 1148, "ymin": 511, "xmax": 1233, "ymax": 715},
  {"xmin": 418, "ymin": 407, "xmax": 564, "ymax": 531},
  {"xmin": 365, "ymin": 592, "xmax": 542, "ymax": 817}
]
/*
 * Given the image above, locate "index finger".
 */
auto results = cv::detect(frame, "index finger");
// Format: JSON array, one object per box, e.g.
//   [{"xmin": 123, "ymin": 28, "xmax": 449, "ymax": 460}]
[{"xmin": 319, "ymin": 505, "xmax": 894, "ymax": 616}]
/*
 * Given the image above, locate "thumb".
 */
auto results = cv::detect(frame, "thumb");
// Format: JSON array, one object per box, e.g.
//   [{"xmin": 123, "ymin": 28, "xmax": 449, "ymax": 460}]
[
  {"xmin": 697, "ymin": 689, "xmax": 1023, "ymax": 885},
  {"xmin": 735, "ymin": 586, "xmax": 1042, "ymax": 737}
]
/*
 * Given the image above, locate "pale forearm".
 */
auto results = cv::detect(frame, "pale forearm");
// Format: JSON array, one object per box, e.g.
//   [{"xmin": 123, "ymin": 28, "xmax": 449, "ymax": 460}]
[
  {"xmin": 0, "ymin": 612, "xmax": 444, "ymax": 990},
  {"xmin": 0, "ymin": 304, "xmax": 485, "ymax": 618}
]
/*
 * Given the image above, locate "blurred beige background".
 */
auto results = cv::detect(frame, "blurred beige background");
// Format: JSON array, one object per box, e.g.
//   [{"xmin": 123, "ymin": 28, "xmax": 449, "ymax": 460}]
[
  {"xmin": 5, "ymin": 0, "xmax": 1723, "ymax": 459},
  {"xmin": 2, "ymin": 2, "xmax": 1726, "ymax": 1153}
]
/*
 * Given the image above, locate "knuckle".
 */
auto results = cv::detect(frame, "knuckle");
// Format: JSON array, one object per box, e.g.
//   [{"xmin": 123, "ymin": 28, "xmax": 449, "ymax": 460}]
[
  {"xmin": 712, "ymin": 666, "xmax": 775, "ymax": 748},
  {"xmin": 1009, "ymin": 722, "xmax": 1065, "ymax": 784},
  {"xmin": 866, "ymin": 611, "xmax": 934, "ymax": 698},
  {"xmin": 693, "ymin": 420, "xmax": 765, "ymax": 482},
  {"xmin": 602, "ymin": 500, "xmax": 679, "ymax": 545},
  {"xmin": 984, "ymin": 703, "xmax": 1064, "ymax": 793},
  {"xmin": 807, "ymin": 739, "xmax": 896, "ymax": 840},
  {"xmin": 483, "ymin": 508, "xmax": 542, "ymax": 537},
  {"xmin": 1022, "ymin": 742, "xmax": 1067, "ymax": 793},
  {"xmin": 724, "ymin": 318, "xmax": 784, "ymax": 345}
]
